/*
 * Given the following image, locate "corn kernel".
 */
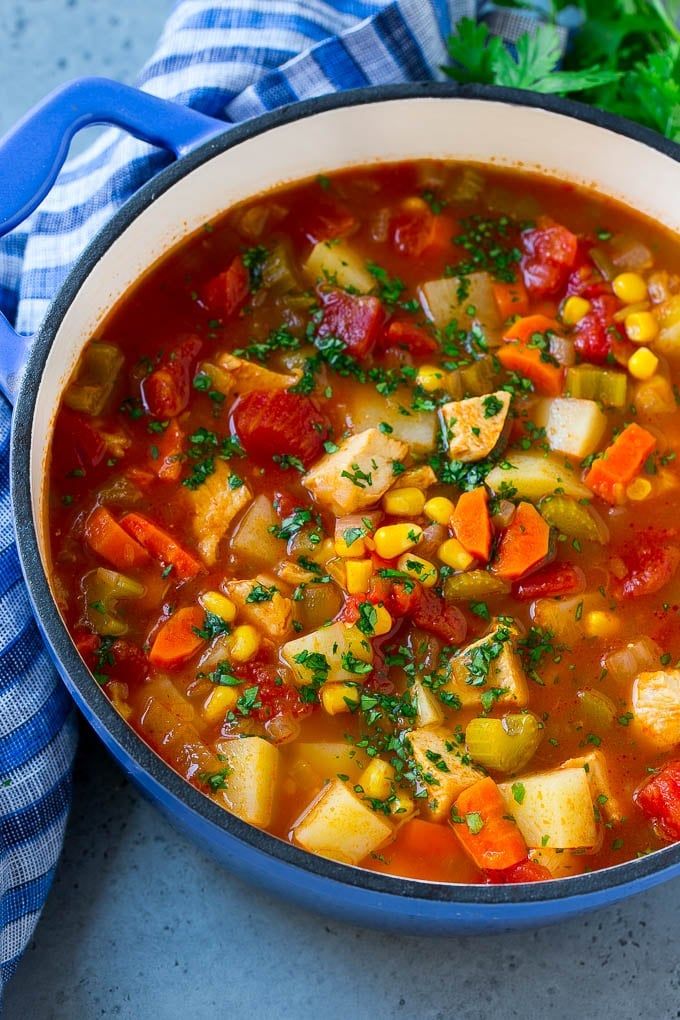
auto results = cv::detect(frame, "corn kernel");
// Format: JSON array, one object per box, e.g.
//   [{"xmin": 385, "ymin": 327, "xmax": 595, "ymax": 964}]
[
  {"xmin": 360, "ymin": 759, "xmax": 395, "ymax": 800},
  {"xmin": 396, "ymin": 552, "xmax": 438, "ymax": 588},
  {"xmin": 584, "ymin": 610, "xmax": 620, "ymax": 639},
  {"xmin": 416, "ymin": 365, "xmax": 447, "ymax": 393},
  {"xmin": 437, "ymin": 537, "xmax": 474, "ymax": 571},
  {"xmin": 200, "ymin": 590, "xmax": 237, "ymax": 623},
  {"xmin": 228, "ymin": 624, "xmax": 261, "ymax": 663},
  {"xmin": 613, "ymin": 272, "xmax": 648, "ymax": 305},
  {"xmin": 372, "ymin": 605, "xmax": 393, "ymax": 636},
  {"xmin": 335, "ymin": 531, "xmax": 366, "ymax": 558},
  {"xmin": 562, "ymin": 295, "xmax": 591, "ymax": 326},
  {"xmin": 625, "ymin": 310, "xmax": 659, "ymax": 344},
  {"xmin": 382, "ymin": 486, "xmax": 426, "ymax": 517},
  {"xmin": 628, "ymin": 346, "xmax": 659, "ymax": 380},
  {"xmin": 374, "ymin": 522, "xmax": 422, "ymax": 559},
  {"xmin": 321, "ymin": 682, "xmax": 360, "ymax": 715},
  {"xmin": 345, "ymin": 558, "xmax": 373, "ymax": 595},
  {"xmin": 626, "ymin": 477, "xmax": 653, "ymax": 501},
  {"xmin": 424, "ymin": 495, "xmax": 455, "ymax": 525},
  {"xmin": 203, "ymin": 685, "xmax": 238, "ymax": 724}
]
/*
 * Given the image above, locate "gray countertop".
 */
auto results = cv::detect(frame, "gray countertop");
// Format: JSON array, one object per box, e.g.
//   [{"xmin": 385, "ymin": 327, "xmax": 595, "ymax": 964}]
[{"xmin": 1, "ymin": 3, "xmax": 678, "ymax": 1017}]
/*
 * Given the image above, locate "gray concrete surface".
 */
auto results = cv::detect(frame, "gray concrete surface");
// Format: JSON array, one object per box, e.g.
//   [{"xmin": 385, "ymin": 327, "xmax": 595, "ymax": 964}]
[{"xmin": 1, "ymin": 2, "xmax": 680, "ymax": 1018}]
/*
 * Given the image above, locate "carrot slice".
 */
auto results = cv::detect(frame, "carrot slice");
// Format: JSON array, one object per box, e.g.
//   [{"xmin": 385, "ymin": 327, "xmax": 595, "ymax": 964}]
[
  {"xmin": 149, "ymin": 606, "xmax": 206, "ymax": 669},
  {"xmin": 492, "ymin": 279, "xmax": 529, "ymax": 321},
  {"xmin": 364, "ymin": 819, "xmax": 475, "ymax": 882},
  {"xmin": 84, "ymin": 506, "xmax": 150, "ymax": 571},
  {"xmin": 496, "ymin": 342, "xmax": 564, "ymax": 396},
  {"xmin": 503, "ymin": 313, "xmax": 560, "ymax": 344},
  {"xmin": 120, "ymin": 513, "xmax": 202, "ymax": 580},
  {"xmin": 492, "ymin": 501, "xmax": 552, "ymax": 581},
  {"xmin": 452, "ymin": 777, "xmax": 527, "ymax": 871},
  {"xmin": 584, "ymin": 422, "xmax": 656, "ymax": 504},
  {"xmin": 451, "ymin": 487, "xmax": 492, "ymax": 563}
]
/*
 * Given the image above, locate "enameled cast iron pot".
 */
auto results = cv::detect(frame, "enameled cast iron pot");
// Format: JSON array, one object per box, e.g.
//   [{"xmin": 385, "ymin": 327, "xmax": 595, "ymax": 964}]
[{"xmin": 3, "ymin": 79, "xmax": 680, "ymax": 934}]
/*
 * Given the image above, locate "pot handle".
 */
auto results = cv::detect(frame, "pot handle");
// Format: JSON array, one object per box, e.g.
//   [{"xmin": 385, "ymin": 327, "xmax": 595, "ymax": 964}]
[{"xmin": 0, "ymin": 76, "xmax": 225, "ymax": 403}]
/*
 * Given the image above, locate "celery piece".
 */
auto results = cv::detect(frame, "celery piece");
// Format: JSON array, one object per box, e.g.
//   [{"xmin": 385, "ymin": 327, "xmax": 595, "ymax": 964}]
[
  {"xmin": 262, "ymin": 241, "xmax": 300, "ymax": 296},
  {"xmin": 576, "ymin": 689, "xmax": 616, "ymax": 730},
  {"xmin": 539, "ymin": 494, "xmax": 608, "ymax": 544},
  {"xmin": 443, "ymin": 570, "xmax": 510, "ymax": 601},
  {"xmin": 459, "ymin": 355, "xmax": 496, "ymax": 396},
  {"xmin": 565, "ymin": 365, "xmax": 627, "ymax": 409},
  {"xmin": 64, "ymin": 342, "xmax": 124, "ymax": 416},
  {"xmin": 83, "ymin": 567, "xmax": 145, "ymax": 637},
  {"xmin": 465, "ymin": 713, "xmax": 542, "ymax": 773}
]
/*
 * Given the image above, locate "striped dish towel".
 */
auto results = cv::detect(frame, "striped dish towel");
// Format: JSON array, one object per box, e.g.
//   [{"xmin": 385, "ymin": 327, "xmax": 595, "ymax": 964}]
[{"xmin": 0, "ymin": 0, "xmax": 561, "ymax": 990}]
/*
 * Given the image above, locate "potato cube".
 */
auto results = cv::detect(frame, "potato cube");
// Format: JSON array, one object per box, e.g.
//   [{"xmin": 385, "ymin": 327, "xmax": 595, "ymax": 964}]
[
  {"xmin": 419, "ymin": 272, "xmax": 501, "ymax": 338},
  {"xmin": 499, "ymin": 767, "xmax": 598, "ymax": 849},
  {"xmin": 486, "ymin": 451, "xmax": 591, "ymax": 502},
  {"xmin": 214, "ymin": 736, "xmax": 279, "ymax": 828},
  {"xmin": 303, "ymin": 240, "xmax": 374, "ymax": 293},
  {"xmin": 559, "ymin": 750, "xmax": 623, "ymax": 822},
  {"xmin": 303, "ymin": 428, "xmax": 409, "ymax": 515},
  {"xmin": 282, "ymin": 621, "xmax": 372, "ymax": 687},
  {"xmin": 231, "ymin": 494, "xmax": 286, "ymax": 571},
  {"xmin": 412, "ymin": 680, "xmax": 444, "ymax": 728},
  {"xmin": 444, "ymin": 623, "xmax": 528, "ymax": 709},
  {"xmin": 409, "ymin": 726, "xmax": 481, "ymax": 821},
  {"xmin": 538, "ymin": 397, "xmax": 607, "ymax": 459},
  {"xmin": 292, "ymin": 779, "xmax": 393, "ymax": 865},
  {"xmin": 632, "ymin": 669, "xmax": 680, "ymax": 751},
  {"xmin": 439, "ymin": 390, "xmax": 511, "ymax": 463},
  {"xmin": 291, "ymin": 741, "xmax": 370, "ymax": 784},
  {"xmin": 343, "ymin": 386, "xmax": 438, "ymax": 458}
]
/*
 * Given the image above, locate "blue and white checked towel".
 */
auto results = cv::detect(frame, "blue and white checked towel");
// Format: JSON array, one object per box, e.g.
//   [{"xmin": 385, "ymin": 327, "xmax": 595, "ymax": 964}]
[{"xmin": 0, "ymin": 0, "xmax": 561, "ymax": 990}]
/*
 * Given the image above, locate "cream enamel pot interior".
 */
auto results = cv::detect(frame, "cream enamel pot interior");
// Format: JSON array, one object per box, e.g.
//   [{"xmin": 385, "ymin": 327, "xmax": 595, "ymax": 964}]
[{"xmin": 7, "ymin": 81, "xmax": 680, "ymax": 933}]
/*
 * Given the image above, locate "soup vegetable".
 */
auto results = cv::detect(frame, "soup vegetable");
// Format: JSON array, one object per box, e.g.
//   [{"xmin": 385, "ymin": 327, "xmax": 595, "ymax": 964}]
[{"xmin": 48, "ymin": 162, "xmax": 680, "ymax": 885}]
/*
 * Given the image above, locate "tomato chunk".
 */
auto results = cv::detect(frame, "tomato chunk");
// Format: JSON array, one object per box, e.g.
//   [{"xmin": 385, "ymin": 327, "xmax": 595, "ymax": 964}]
[
  {"xmin": 231, "ymin": 389, "xmax": 331, "ymax": 467},
  {"xmin": 297, "ymin": 199, "xmax": 356, "ymax": 244},
  {"xmin": 635, "ymin": 761, "xmax": 680, "ymax": 841},
  {"xmin": 317, "ymin": 288, "xmax": 385, "ymax": 358},
  {"xmin": 388, "ymin": 583, "xmax": 467, "ymax": 644},
  {"xmin": 201, "ymin": 254, "xmax": 250, "ymax": 318},
  {"xmin": 56, "ymin": 409, "xmax": 106, "ymax": 469},
  {"xmin": 381, "ymin": 319, "xmax": 438, "ymax": 356},
  {"xmin": 573, "ymin": 294, "xmax": 623, "ymax": 365},
  {"xmin": 512, "ymin": 562, "xmax": 585, "ymax": 601},
  {"xmin": 141, "ymin": 335, "xmax": 203, "ymax": 418},
  {"xmin": 485, "ymin": 858, "xmax": 552, "ymax": 884},
  {"xmin": 520, "ymin": 218, "xmax": 578, "ymax": 299},
  {"xmin": 390, "ymin": 208, "xmax": 454, "ymax": 257},
  {"xmin": 612, "ymin": 528, "xmax": 680, "ymax": 600}
]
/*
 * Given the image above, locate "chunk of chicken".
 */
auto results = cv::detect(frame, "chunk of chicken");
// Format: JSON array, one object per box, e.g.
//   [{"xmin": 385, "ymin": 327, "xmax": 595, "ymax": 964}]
[
  {"xmin": 390, "ymin": 464, "xmax": 438, "ymax": 491},
  {"xmin": 440, "ymin": 390, "xmax": 511, "ymax": 462},
  {"xmin": 188, "ymin": 460, "xmax": 252, "ymax": 565},
  {"xmin": 226, "ymin": 575, "xmax": 293, "ymax": 642},
  {"xmin": 632, "ymin": 669, "xmax": 680, "ymax": 751},
  {"xmin": 201, "ymin": 352, "xmax": 299, "ymax": 397},
  {"xmin": 303, "ymin": 427, "xmax": 409, "ymax": 515},
  {"xmin": 559, "ymin": 750, "xmax": 623, "ymax": 822},
  {"xmin": 444, "ymin": 622, "xmax": 528, "ymax": 708},
  {"xmin": 408, "ymin": 725, "xmax": 481, "ymax": 821}
]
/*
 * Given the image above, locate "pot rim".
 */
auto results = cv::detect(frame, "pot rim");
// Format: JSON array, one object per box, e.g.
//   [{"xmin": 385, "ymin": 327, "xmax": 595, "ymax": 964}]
[{"xmin": 12, "ymin": 81, "xmax": 680, "ymax": 909}]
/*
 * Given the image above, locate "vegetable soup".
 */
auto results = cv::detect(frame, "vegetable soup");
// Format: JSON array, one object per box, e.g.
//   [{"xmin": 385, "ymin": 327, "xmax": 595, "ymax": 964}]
[{"xmin": 48, "ymin": 161, "xmax": 680, "ymax": 884}]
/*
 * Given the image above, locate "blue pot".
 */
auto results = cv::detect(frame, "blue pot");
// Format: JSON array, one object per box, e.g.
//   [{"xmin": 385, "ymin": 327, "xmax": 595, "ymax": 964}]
[{"xmin": 3, "ymin": 78, "xmax": 680, "ymax": 934}]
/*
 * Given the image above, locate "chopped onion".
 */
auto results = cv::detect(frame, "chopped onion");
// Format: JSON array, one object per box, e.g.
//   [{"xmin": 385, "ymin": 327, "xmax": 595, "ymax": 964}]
[
  {"xmin": 418, "ymin": 523, "xmax": 447, "ymax": 559},
  {"xmin": 491, "ymin": 499, "xmax": 515, "ymax": 529},
  {"xmin": 549, "ymin": 333, "xmax": 575, "ymax": 367},
  {"xmin": 266, "ymin": 714, "xmax": 300, "ymax": 745},
  {"xmin": 370, "ymin": 207, "xmax": 391, "ymax": 244},
  {"xmin": 604, "ymin": 637, "xmax": 662, "ymax": 683},
  {"xmin": 589, "ymin": 247, "xmax": 616, "ymax": 281},
  {"xmin": 609, "ymin": 234, "xmax": 653, "ymax": 272}
]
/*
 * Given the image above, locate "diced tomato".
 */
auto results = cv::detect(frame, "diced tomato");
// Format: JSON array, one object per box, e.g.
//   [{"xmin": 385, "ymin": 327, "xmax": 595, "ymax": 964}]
[
  {"xmin": 520, "ymin": 218, "xmax": 578, "ymax": 299},
  {"xmin": 512, "ymin": 562, "xmax": 585, "ymax": 602},
  {"xmin": 201, "ymin": 255, "xmax": 250, "ymax": 318},
  {"xmin": 233, "ymin": 662, "xmax": 312, "ymax": 721},
  {"xmin": 56, "ymin": 409, "xmax": 106, "ymax": 469},
  {"xmin": 110, "ymin": 639, "xmax": 149, "ymax": 686},
  {"xmin": 566, "ymin": 263, "xmax": 608, "ymax": 300},
  {"xmin": 364, "ymin": 640, "xmax": 394, "ymax": 695},
  {"xmin": 485, "ymin": 858, "xmax": 552, "ymax": 884},
  {"xmin": 386, "ymin": 580, "xmax": 420, "ymax": 618},
  {"xmin": 390, "ymin": 207, "xmax": 454, "ymax": 257},
  {"xmin": 273, "ymin": 491, "xmax": 299, "ymax": 522},
  {"xmin": 573, "ymin": 293, "xmax": 623, "ymax": 365},
  {"xmin": 386, "ymin": 582, "xmax": 466, "ymax": 644},
  {"xmin": 297, "ymin": 199, "xmax": 357, "ymax": 245},
  {"xmin": 381, "ymin": 319, "xmax": 438, "ymax": 356},
  {"xmin": 231, "ymin": 389, "xmax": 331, "ymax": 467},
  {"xmin": 141, "ymin": 335, "xmax": 203, "ymax": 418},
  {"xmin": 73, "ymin": 629, "xmax": 100, "ymax": 668},
  {"xmin": 635, "ymin": 761, "xmax": 680, "ymax": 841},
  {"xmin": 317, "ymin": 288, "xmax": 385, "ymax": 358},
  {"xmin": 612, "ymin": 528, "xmax": 680, "ymax": 600}
]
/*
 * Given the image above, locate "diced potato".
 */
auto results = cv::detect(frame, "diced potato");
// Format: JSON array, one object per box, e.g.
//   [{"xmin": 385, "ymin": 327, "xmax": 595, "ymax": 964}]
[
  {"xmin": 343, "ymin": 385, "xmax": 438, "ymax": 458},
  {"xmin": 231, "ymin": 494, "xmax": 286, "ymax": 571},
  {"xmin": 532, "ymin": 592, "xmax": 609, "ymax": 645},
  {"xmin": 529, "ymin": 847, "xmax": 588, "ymax": 879},
  {"xmin": 303, "ymin": 239, "xmax": 374, "ymax": 293},
  {"xmin": 303, "ymin": 428, "xmax": 409, "ymax": 515},
  {"xmin": 440, "ymin": 390, "xmax": 511, "ymax": 462},
  {"xmin": 390, "ymin": 464, "xmax": 438, "ymax": 491},
  {"xmin": 282, "ymin": 621, "xmax": 372, "ymax": 686},
  {"xmin": 291, "ymin": 741, "xmax": 369, "ymax": 784},
  {"xmin": 213, "ymin": 736, "xmax": 279, "ymax": 828},
  {"xmin": 634, "ymin": 375, "xmax": 676, "ymax": 417},
  {"xmin": 444, "ymin": 623, "xmax": 528, "ymax": 709},
  {"xmin": 632, "ymin": 669, "xmax": 680, "ymax": 751},
  {"xmin": 226, "ymin": 575, "xmax": 293, "ymax": 642},
  {"xmin": 536, "ymin": 397, "xmax": 607, "ymax": 460},
  {"xmin": 499, "ymin": 767, "xmax": 598, "ymax": 849},
  {"xmin": 419, "ymin": 272, "xmax": 501, "ymax": 338},
  {"xmin": 412, "ymin": 680, "xmax": 444, "ymax": 728},
  {"xmin": 559, "ymin": 750, "xmax": 623, "ymax": 822},
  {"xmin": 656, "ymin": 295, "xmax": 680, "ymax": 359},
  {"xmin": 188, "ymin": 459, "xmax": 252, "ymax": 565},
  {"xmin": 292, "ymin": 779, "xmax": 393, "ymax": 865},
  {"xmin": 486, "ymin": 451, "xmax": 591, "ymax": 502},
  {"xmin": 203, "ymin": 352, "xmax": 299, "ymax": 396},
  {"xmin": 409, "ymin": 726, "xmax": 481, "ymax": 821}
]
